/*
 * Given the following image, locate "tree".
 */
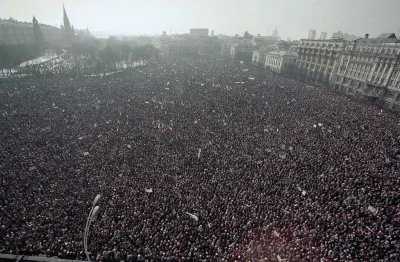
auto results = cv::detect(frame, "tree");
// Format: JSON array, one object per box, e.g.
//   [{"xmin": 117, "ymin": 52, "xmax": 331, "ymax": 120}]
[{"xmin": 100, "ymin": 44, "xmax": 118, "ymax": 71}]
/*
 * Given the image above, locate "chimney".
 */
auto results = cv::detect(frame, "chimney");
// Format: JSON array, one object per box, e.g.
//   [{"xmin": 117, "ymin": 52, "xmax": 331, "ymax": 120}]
[{"xmin": 365, "ymin": 34, "xmax": 369, "ymax": 39}]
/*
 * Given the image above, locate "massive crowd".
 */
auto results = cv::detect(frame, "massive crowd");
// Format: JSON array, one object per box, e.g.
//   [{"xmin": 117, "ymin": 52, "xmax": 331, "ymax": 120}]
[{"xmin": 0, "ymin": 55, "xmax": 399, "ymax": 262}]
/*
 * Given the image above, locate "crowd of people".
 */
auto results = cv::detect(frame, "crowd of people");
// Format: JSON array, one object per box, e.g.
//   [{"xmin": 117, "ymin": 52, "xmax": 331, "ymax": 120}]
[{"xmin": 0, "ymin": 55, "xmax": 399, "ymax": 262}]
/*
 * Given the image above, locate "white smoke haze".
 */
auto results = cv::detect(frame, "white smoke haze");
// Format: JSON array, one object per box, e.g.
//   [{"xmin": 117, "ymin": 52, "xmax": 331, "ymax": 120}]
[{"xmin": 1, "ymin": 0, "xmax": 399, "ymax": 39}]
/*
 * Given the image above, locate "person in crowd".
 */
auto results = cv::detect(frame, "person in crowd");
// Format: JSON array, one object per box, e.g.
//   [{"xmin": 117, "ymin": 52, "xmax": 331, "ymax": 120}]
[{"xmin": 0, "ymin": 55, "xmax": 399, "ymax": 262}]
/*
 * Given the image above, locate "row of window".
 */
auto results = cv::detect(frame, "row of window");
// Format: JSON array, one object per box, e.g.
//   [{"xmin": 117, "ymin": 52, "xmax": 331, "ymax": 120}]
[
  {"xmin": 266, "ymin": 58, "xmax": 281, "ymax": 66},
  {"xmin": 299, "ymin": 54, "xmax": 334, "ymax": 59},
  {"xmin": 348, "ymin": 46, "xmax": 400, "ymax": 56},
  {"xmin": 349, "ymin": 55, "xmax": 393, "ymax": 65},
  {"xmin": 384, "ymin": 91, "xmax": 400, "ymax": 100},
  {"xmin": 341, "ymin": 74, "xmax": 400, "ymax": 90},
  {"xmin": 301, "ymin": 42, "xmax": 341, "ymax": 48},
  {"xmin": 299, "ymin": 49, "xmax": 337, "ymax": 54},
  {"xmin": 297, "ymin": 63, "xmax": 332, "ymax": 73},
  {"xmin": 388, "ymin": 79, "xmax": 400, "ymax": 89},
  {"xmin": 343, "ymin": 60, "xmax": 393, "ymax": 79},
  {"xmin": 285, "ymin": 58, "xmax": 296, "ymax": 63},
  {"xmin": 298, "ymin": 58, "xmax": 335, "ymax": 66},
  {"xmin": 345, "ymin": 69, "xmax": 369, "ymax": 80}
]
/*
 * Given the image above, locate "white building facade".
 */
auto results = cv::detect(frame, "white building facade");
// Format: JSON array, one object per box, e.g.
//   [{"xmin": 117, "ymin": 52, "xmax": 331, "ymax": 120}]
[
  {"xmin": 265, "ymin": 51, "xmax": 297, "ymax": 73},
  {"xmin": 252, "ymin": 50, "xmax": 268, "ymax": 65},
  {"xmin": 334, "ymin": 34, "xmax": 400, "ymax": 110},
  {"xmin": 296, "ymin": 38, "xmax": 347, "ymax": 83}
]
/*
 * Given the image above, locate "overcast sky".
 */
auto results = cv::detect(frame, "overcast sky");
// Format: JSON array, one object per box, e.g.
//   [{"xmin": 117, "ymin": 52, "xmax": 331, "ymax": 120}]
[{"xmin": 1, "ymin": 0, "xmax": 399, "ymax": 39}]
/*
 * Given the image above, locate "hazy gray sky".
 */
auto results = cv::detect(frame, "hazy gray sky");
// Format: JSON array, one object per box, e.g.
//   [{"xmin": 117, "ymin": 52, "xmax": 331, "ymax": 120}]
[{"xmin": 1, "ymin": 0, "xmax": 399, "ymax": 39}]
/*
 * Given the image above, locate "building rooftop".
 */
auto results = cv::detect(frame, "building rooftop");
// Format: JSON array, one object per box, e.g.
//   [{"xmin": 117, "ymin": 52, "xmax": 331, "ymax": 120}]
[
  {"xmin": 0, "ymin": 18, "xmax": 59, "ymax": 30},
  {"xmin": 355, "ymin": 38, "xmax": 400, "ymax": 45},
  {"xmin": 377, "ymin": 33, "xmax": 396, "ymax": 39},
  {"xmin": 300, "ymin": 38, "xmax": 346, "ymax": 42},
  {"xmin": 267, "ymin": 50, "xmax": 297, "ymax": 56},
  {"xmin": 153, "ymin": 38, "xmax": 195, "ymax": 47},
  {"xmin": 284, "ymin": 51, "xmax": 298, "ymax": 56}
]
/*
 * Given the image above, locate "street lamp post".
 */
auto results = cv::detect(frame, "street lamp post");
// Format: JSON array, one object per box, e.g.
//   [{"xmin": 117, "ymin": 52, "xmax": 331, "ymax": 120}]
[{"xmin": 84, "ymin": 194, "xmax": 100, "ymax": 261}]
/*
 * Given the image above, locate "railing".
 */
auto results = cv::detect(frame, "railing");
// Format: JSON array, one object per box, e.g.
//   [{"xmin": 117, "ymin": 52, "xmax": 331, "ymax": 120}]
[{"xmin": 0, "ymin": 254, "xmax": 84, "ymax": 262}]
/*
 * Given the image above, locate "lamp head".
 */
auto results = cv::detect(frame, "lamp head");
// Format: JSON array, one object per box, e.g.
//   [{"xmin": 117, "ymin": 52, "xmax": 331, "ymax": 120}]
[
  {"xmin": 91, "ymin": 206, "xmax": 100, "ymax": 218},
  {"xmin": 93, "ymin": 194, "xmax": 101, "ymax": 206}
]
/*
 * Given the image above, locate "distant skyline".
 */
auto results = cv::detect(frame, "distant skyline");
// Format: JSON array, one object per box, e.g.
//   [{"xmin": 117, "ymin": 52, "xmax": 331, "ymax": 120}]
[{"xmin": 1, "ymin": 0, "xmax": 400, "ymax": 39}]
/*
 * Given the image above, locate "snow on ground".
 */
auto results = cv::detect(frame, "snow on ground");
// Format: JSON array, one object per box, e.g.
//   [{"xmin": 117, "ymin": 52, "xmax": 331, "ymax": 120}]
[{"xmin": 19, "ymin": 54, "xmax": 58, "ymax": 67}]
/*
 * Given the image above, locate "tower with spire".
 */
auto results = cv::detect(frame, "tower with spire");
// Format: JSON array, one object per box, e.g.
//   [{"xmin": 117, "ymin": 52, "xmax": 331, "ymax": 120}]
[
  {"xmin": 63, "ymin": 5, "xmax": 71, "ymax": 31},
  {"xmin": 62, "ymin": 4, "xmax": 74, "ymax": 44},
  {"xmin": 272, "ymin": 27, "xmax": 279, "ymax": 39}
]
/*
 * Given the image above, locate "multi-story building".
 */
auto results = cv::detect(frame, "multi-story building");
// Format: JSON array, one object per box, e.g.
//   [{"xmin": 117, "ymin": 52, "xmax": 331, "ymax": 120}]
[
  {"xmin": 220, "ymin": 35, "xmax": 254, "ymax": 57},
  {"xmin": 272, "ymin": 27, "xmax": 279, "ymax": 39},
  {"xmin": 221, "ymin": 44, "xmax": 232, "ymax": 56},
  {"xmin": 252, "ymin": 37, "xmax": 266, "ymax": 47},
  {"xmin": 196, "ymin": 37, "xmax": 221, "ymax": 55},
  {"xmin": 0, "ymin": 5, "xmax": 90, "ymax": 47},
  {"xmin": 334, "ymin": 33, "xmax": 400, "ymax": 110},
  {"xmin": 265, "ymin": 51, "xmax": 297, "ymax": 73},
  {"xmin": 320, "ymin": 32, "xmax": 327, "ymax": 40},
  {"xmin": 230, "ymin": 44, "xmax": 255, "ymax": 61},
  {"xmin": 252, "ymin": 48, "xmax": 269, "ymax": 66},
  {"xmin": 244, "ymin": 31, "xmax": 253, "ymax": 38},
  {"xmin": 332, "ymin": 30, "xmax": 361, "ymax": 41},
  {"xmin": 190, "ymin": 28, "xmax": 209, "ymax": 37},
  {"xmin": 308, "ymin": 30, "xmax": 316, "ymax": 40},
  {"xmin": 296, "ymin": 38, "xmax": 347, "ymax": 83},
  {"xmin": 0, "ymin": 17, "xmax": 62, "ymax": 46},
  {"xmin": 152, "ymin": 38, "xmax": 198, "ymax": 55}
]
